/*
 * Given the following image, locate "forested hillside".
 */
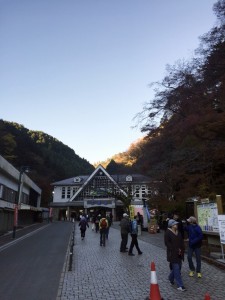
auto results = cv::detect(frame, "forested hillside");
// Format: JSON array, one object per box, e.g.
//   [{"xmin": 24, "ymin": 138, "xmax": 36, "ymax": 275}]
[
  {"xmin": 100, "ymin": 1, "xmax": 225, "ymax": 212},
  {"xmin": 0, "ymin": 120, "xmax": 94, "ymax": 206}
]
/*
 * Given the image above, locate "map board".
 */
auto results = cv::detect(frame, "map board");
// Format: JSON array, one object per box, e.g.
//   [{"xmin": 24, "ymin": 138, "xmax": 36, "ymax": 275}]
[
  {"xmin": 218, "ymin": 215, "xmax": 225, "ymax": 244},
  {"xmin": 197, "ymin": 203, "xmax": 219, "ymax": 233}
]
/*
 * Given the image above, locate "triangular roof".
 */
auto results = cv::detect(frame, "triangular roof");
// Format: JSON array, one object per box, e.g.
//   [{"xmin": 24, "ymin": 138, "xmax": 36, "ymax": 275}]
[{"xmin": 69, "ymin": 165, "xmax": 127, "ymax": 202}]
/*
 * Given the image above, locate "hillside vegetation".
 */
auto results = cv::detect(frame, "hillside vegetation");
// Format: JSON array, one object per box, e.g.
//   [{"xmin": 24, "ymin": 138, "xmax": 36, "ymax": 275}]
[
  {"xmin": 99, "ymin": 1, "xmax": 225, "ymax": 211},
  {"xmin": 0, "ymin": 120, "xmax": 94, "ymax": 206}
]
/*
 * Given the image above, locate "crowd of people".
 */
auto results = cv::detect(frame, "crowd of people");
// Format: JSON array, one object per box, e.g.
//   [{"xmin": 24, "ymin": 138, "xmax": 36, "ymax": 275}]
[{"xmin": 78, "ymin": 209, "xmax": 203, "ymax": 294}]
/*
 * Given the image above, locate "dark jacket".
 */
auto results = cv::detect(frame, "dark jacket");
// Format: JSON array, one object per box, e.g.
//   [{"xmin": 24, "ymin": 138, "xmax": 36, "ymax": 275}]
[
  {"xmin": 79, "ymin": 218, "xmax": 89, "ymax": 230},
  {"xmin": 176, "ymin": 219, "xmax": 184, "ymax": 239},
  {"xmin": 120, "ymin": 217, "xmax": 130, "ymax": 235},
  {"xmin": 164, "ymin": 228, "xmax": 184, "ymax": 264},
  {"xmin": 184, "ymin": 224, "xmax": 203, "ymax": 248}
]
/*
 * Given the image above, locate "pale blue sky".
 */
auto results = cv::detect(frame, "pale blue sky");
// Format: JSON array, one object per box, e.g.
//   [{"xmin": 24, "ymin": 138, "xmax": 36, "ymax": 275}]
[{"xmin": 0, "ymin": 0, "xmax": 216, "ymax": 164}]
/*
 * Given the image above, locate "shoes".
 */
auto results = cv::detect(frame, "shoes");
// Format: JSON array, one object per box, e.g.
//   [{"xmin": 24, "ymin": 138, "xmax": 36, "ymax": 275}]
[
  {"xmin": 197, "ymin": 273, "xmax": 202, "ymax": 278},
  {"xmin": 189, "ymin": 271, "xmax": 195, "ymax": 277},
  {"xmin": 100, "ymin": 244, "xmax": 102, "ymax": 246},
  {"xmin": 120, "ymin": 250, "xmax": 128, "ymax": 253},
  {"xmin": 138, "ymin": 252, "xmax": 143, "ymax": 255},
  {"xmin": 168, "ymin": 280, "xmax": 174, "ymax": 286},
  {"xmin": 177, "ymin": 286, "xmax": 186, "ymax": 292},
  {"xmin": 128, "ymin": 253, "xmax": 135, "ymax": 256}
]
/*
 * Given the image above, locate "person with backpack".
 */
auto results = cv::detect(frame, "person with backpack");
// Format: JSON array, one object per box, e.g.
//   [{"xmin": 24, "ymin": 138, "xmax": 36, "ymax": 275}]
[
  {"xmin": 184, "ymin": 216, "xmax": 203, "ymax": 278},
  {"xmin": 79, "ymin": 215, "xmax": 89, "ymax": 240},
  {"xmin": 128, "ymin": 215, "xmax": 142, "ymax": 256},
  {"xmin": 99, "ymin": 215, "xmax": 108, "ymax": 246}
]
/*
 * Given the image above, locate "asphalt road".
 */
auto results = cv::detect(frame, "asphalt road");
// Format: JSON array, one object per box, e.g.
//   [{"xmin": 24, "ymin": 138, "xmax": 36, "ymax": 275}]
[{"xmin": 0, "ymin": 222, "xmax": 73, "ymax": 300}]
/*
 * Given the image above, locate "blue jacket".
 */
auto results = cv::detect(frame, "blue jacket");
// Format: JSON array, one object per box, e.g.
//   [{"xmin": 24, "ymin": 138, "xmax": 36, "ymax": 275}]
[
  {"xmin": 130, "ymin": 220, "xmax": 138, "ymax": 235},
  {"xmin": 185, "ymin": 224, "xmax": 203, "ymax": 248}
]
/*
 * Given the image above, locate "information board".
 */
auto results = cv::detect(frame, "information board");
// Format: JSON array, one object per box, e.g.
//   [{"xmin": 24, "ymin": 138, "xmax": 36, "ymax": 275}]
[
  {"xmin": 218, "ymin": 215, "xmax": 225, "ymax": 244},
  {"xmin": 197, "ymin": 203, "xmax": 219, "ymax": 232}
]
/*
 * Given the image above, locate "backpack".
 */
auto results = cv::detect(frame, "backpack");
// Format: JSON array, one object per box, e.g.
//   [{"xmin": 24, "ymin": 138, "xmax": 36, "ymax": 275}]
[
  {"xmin": 131, "ymin": 220, "xmax": 137, "ymax": 233},
  {"xmin": 101, "ymin": 218, "xmax": 107, "ymax": 228}
]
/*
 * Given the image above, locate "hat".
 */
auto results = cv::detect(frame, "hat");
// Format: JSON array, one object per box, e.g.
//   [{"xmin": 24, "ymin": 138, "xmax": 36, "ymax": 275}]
[
  {"xmin": 168, "ymin": 219, "xmax": 179, "ymax": 227},
  {"xmin": 123, "ymin": 213, "xmax": 129, "ymax": 217},
  {"xmin": 187, "ymin": 216, "xmax": 197, "ymax": 223}
]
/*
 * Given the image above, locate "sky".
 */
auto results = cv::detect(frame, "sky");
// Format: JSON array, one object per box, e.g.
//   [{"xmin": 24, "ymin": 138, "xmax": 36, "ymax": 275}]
[{"xmin": 0, "ymin": 0, "xmax": 217, "ymax": 164}]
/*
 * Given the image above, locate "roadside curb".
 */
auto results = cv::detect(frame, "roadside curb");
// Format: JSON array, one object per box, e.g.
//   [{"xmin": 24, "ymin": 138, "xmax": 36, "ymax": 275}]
[{"xmin": 56, "ymin": 222, "xmax": 76, "ymax": 300}]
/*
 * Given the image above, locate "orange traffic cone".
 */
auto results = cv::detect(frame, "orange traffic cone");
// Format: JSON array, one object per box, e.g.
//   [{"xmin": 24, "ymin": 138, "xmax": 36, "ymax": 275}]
[
  {"xmin": 204, "ymin": 293, "xmax": 211, "ymax": 300},
  {"xmin": 149, "ymin": 262, "xmax": 162, "ymax": 300}
]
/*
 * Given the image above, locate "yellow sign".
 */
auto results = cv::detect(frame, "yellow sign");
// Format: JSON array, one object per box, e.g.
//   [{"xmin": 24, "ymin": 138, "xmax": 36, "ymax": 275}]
[{"xmin": 129, "ymin": 205, "xmax": 135, "ymax": 220}]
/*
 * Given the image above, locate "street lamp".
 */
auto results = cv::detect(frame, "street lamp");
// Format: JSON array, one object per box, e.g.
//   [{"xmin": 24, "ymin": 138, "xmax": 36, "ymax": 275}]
[{"xmin": 12, "ymin": 166, "xmax": 30, "ymax": 239}]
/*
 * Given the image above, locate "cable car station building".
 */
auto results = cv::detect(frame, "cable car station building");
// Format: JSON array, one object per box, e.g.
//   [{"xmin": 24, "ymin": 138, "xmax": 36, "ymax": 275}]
[{"xmin": 50, "ymin": 165, "xmax": 152, "ymax": 221}]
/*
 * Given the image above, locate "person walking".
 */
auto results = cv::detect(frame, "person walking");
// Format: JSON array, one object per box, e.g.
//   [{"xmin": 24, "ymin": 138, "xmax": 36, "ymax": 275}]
[
  {"xmin": 120, "ymin": 213, "xmax": 130, "ymax": 253},
  {"xmin": 95, "ymin": 214, "xmax": 101, "ymax": 233},
  {"xmin": 99, "ymin": 215, "xmax": 108, "ymax": 246},
  {"xmin": 173, "ymin": 211, "xmax": 184, "ymax": 239},
  {"xmin": 164, "ymin": 219, "xmax": 186, "ymax": 292},
  {"xmin": 185, "ymin": 216, "xmax": 203, "ymax": 278},
  {"xmin": 79, "ymin": 216, "xmax": 89, "ymax": 240},
  {"xmin": 105, "ymin": 214, "xmax": 112, "ymax": 239},
  {"xmin": 128, "ymin": 216, "xmax": 142, "ymax": 256}
]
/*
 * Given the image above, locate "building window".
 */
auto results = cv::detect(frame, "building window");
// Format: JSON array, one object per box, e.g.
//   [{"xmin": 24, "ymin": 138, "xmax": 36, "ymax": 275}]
[
  {"xmin": 72, "ymin": 187, "xmax": 79, "ymax": 195},
  {"xmin": 135, "ymin": 185, "xmax": 140, "ymax": 198},
  {"xmin": 1, "ymin": 185, "xmax": 17, "ymax": 203},
  {"xmin": 67, "ymin": 187, "xmax": 71, "ymax": 199},
  {"xmin": 74, "ymin": 177, "xmax": 81, "ymax": 183},
  {"xmin": 126, "ymin": 175, "xmax": 132, "ymax": 182},
  {"xmin": 62, "ymin": 187, "xmax": 65, "ymax": 199},
  {"xmin": 21, "ymin": 193, "xmax": 29, "ymax": 205},
  {"xmin": 141, "ymin": 185, "xmax": 146, "ymax": 197}
]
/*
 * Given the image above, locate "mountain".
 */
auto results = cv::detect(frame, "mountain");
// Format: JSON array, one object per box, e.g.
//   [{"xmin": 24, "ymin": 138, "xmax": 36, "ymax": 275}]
[{"xmin": 0, "ymin": 119, "xmax": 94, "ymax": 206}]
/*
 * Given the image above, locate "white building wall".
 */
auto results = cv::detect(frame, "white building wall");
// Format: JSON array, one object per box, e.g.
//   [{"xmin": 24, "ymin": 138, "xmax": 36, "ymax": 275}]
[{"xmin": 53, "ymin": 186, "xmax": 66, "ymax": 203}]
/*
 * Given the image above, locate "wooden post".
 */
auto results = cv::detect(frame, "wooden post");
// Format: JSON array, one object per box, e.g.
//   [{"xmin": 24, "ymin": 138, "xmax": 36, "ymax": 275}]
[{"xmin": 216, "ymin": 195, "xmax": 223, "ymax": 214}]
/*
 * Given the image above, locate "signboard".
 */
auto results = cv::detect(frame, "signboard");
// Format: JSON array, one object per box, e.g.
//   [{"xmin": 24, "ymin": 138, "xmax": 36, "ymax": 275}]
[
  {"xmin": 84, "ymin": 199, "xmax": 115, "ymax": 208},
  {"xmin": 129, "ymin": 204, "xmax": 150, "ymax": 229},
  {"xmin": 218, "ymin": 215, "xmax": 225, "ymax": 244},
  {"xmin": 197, "ymin": 203, "xmax": 219, "ymax": 233},
  {"xmin": 129, "ymin": 205, "xmax": 135, "ymax": 220}
]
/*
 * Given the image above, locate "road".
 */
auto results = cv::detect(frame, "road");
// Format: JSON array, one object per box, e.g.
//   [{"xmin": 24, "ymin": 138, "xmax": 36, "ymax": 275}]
[{"xmin": 0, "ymin": 222, "xmax": 73, "ymax": 300}]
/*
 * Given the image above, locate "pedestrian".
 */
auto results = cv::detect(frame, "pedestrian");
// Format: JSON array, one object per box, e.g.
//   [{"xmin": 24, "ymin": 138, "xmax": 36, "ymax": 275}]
[
  {"xmin": 109, "ymin": 212, "xmax": 113, "ymax": 225},
  {"xmin": 184, "ymin": 216, "xmax": 203, "ymax": 278},
  {"xmin": 128, "ymin": 216, "xmax": 142, "ymax": 256},
  {"xmin": 136, "ymin": 212, "xmax": 143, "ymax": 229},
  {"xmin": 91, "ymin": 215, "xmax": 96, "ymax": 231},
  {"xmin": 120, "ymin": 213, "xmax": 130, "ymax": 253},
  {"xmin": 164, "ymin": 219, "xmax": 186, "ymax": 292},
  {"xmin": 79, "ymin": 216, "xmax": 89, "ymax": 240},
  {"xmin": 99, "ymin": 215, "xmax": 108, "ymax": 246},
  {"xmin": 95, "ymin": 214, "xmax": 101, "ymax": 233},
  {"xmin": 173, "ymin": 211, "xmax": 184, "ymax": 239},
  {"xmin": 105, "ymin": 214, "xmax": 112, "ymax": 239}
]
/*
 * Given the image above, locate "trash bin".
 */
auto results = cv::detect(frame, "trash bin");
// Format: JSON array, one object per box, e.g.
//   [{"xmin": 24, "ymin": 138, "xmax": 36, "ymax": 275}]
[{"xmin": 138, "ymin": 225, "xmax": 142, "ymax": 236}]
